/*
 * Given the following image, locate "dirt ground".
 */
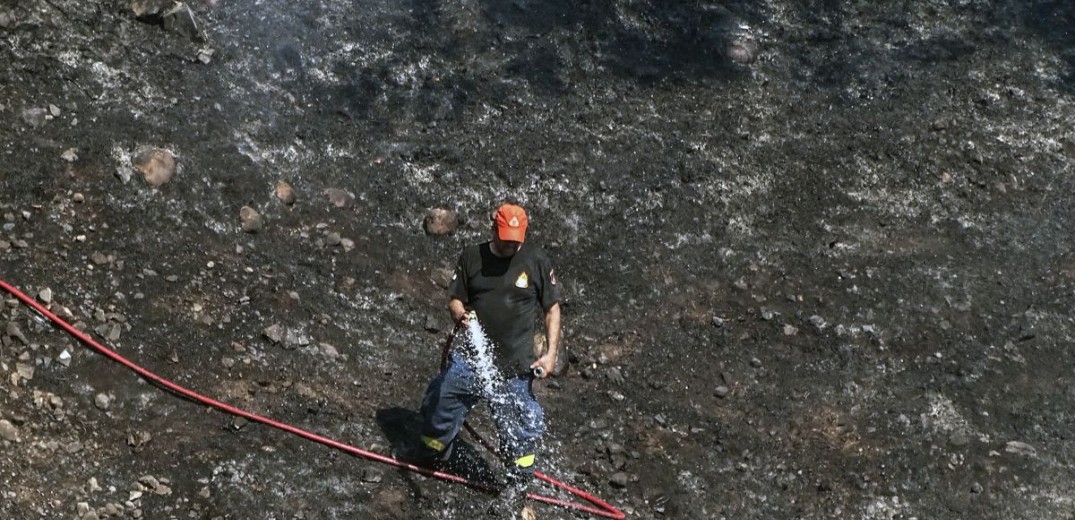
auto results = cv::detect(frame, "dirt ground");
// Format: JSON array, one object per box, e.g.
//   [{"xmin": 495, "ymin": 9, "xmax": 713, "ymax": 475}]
[{"xmin": 2, "ymin": 1, "xmax": 1074, "ymax": 519}]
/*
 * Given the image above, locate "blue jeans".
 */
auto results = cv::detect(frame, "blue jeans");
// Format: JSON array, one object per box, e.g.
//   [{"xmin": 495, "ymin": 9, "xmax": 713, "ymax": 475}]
[{"xmin": 418, "ymin": 353, "xmax": 544, "ymax": 471}]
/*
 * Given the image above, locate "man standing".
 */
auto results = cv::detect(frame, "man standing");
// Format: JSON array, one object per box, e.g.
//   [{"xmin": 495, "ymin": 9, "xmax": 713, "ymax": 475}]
[{"xmin": 414, "ymin": 202, "xmax": 561, "ymax": 489}]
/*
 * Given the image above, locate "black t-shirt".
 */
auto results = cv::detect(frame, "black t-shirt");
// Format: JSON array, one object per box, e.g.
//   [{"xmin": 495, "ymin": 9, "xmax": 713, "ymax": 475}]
[{"xmin": 449, "ymin": 241, "xmax": 560, "ymax": 375}]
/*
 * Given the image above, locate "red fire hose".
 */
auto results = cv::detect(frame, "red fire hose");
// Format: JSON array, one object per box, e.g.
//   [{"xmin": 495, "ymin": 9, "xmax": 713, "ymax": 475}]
[{"xmin": 0, "ymin": 279, "xmax": 625, "ymax": 519}]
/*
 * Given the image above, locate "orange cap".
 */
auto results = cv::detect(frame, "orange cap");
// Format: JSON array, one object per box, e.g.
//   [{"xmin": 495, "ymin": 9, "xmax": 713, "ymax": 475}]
[{"xmin": 494, "ymin": 203, "xmax": 528, "ymax": 242}]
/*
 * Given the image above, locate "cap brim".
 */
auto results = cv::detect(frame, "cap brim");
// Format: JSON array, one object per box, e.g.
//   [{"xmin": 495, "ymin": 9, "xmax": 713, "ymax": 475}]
[{"xmin": 497, "ymin": 227, "xmax": 526, "ymax": 242}]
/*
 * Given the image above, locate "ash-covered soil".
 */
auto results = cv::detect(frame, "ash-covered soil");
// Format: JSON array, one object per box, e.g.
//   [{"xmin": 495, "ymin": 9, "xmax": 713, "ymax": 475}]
[{"xmin": 2, "ymin": 1, "xmax": 1075, "ymax": 519}]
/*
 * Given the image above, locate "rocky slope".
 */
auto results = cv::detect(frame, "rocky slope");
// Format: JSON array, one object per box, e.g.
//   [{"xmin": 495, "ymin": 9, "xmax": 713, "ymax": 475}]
[{"xmin": 2, "ymin": 0, "xmax": 1074, "ymax": 519}]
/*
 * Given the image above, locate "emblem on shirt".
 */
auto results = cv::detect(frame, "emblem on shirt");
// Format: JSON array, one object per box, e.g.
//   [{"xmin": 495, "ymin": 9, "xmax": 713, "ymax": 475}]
[{"xmin": 515, "ymin": 272, "xmax": 529, "ymax": 288}]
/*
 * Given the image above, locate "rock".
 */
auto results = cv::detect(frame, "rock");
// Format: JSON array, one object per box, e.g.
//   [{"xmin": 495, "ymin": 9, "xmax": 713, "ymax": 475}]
[
  {"xmin": 783, "ymin": 324, "xmax": 799, "ymax": 335},
  {"xmin": 15, "ymin": 363, "xmax": 33, "ymax": 380},
  {"xmin": 808, "ymin": 315, "xmax": 827, "ymax": 333},
  {"xmin": 326, "ymin": 232, "xmax": 342, "ymax": 246},
  {"xmin": 132, "ymin": 148, "xmax": 176, "ymax": 187},
  {"xmin": 239, "ymin": 206, "xmax": 262, "ymax": 233},
  {"xmin": 0, "ymin": 420, "xmax": 18, "ymax": 442},
  {"xmin": 38, "ymin": 287, "xmax": 52, "ymax": 303},
  {"xmin": 48, "ymin": 104, "xmax": 61, "ymax": 117},
  {"xmin": 5, "ymin": 321, "xmax": 28, "ymax": 344},
  {"xmin": 115, "ymin": 166, "xmax": 133, "ymax": 184},
  {"xmin": 0, "ymin": 11, "xmax": 13, "ymax": 29},
  {"xmin": 726, "ymin": 40, "xmax": 757, "ymax": 64},
  {"xmin": 971, "ymin": 482, "xmax": 984, "ymax": 494},
  {"xmin": 61, "ymin": 148, "xmax": 79, "ymax": 162},
  {"xmin": 285, "ymin": 328, "xmax": 311, "ymax": 348},
  {"xmin": 161, "ymin": 3, "xmax": 201, "ymax": 41},
  {"xmin": 750, "ymin": 357, "xmax": 762, "ymax": 368},
  {"xmin": 713, "ymin": 385, "xmax": 729, "ymax": 398},
  {"xmin": 423, "ymin": 315, "xmax": 440, "ymax": 333},
  {"xmin": 95, "ymin": 393, "xmax": 112, "ymax": 410},
  {"xmin": 57, "ymin": 350, "xmax": 72, "ymax": 367},
  {"xmin": 73, "ymin": 193, "xmax": 85, "ymax": 203},
  {"xmin": 711, "ymin": 316, "xmax": 724, "ymax": 328},
  {"xmin": 95, "ymin": 322, "xmax": 122, "ymax": 342},
  {"xmin": 275, "ymin": 181, "xmax": 296, "ymax": 206},
  {"xmin": 91, "ymin": 252, "xmax": 110, "ymax": 265},
  {"xmin": 609, "ymin": 472, "xmax": 629, "ymax": 488},
  {"xmin": 263, "ymin": 324, "xmax": 285, "ymax": 344},
  {"xmin": 21, "ymin": 108, "xmax": 48, "ymax": 128},
  {"xmin": 1005, "ymin": 441, "xmax": 1036, "ymax": 456},
  {"xmin": 422, "ymin": 208, "xmax": 457, "ymax": 236},
  {"xmin": 318, "ymin": 343, "xmax": 339, "ymax": 359},
  {"xmin": 948, "ymin": 431, "xmax": 970, "ymax": 447},
  {"xmin": 361, "ymin": 469, "xmax": 383, "ymax": 483},
  {"xmin": 324, "ymin": 188, "xmax": 355, "ymax": 209}
]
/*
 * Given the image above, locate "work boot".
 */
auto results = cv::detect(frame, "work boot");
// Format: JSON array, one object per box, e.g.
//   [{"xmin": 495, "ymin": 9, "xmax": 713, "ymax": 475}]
[{"xmin": 392, "ymin": 441, "xmax": 450, "ymax": 470}]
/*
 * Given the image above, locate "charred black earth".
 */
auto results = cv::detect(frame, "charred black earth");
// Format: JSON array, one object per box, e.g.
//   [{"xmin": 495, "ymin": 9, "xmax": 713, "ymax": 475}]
[{"xmin": 2, "ymin": 1, "xmax": 1075, "ymax": 519}]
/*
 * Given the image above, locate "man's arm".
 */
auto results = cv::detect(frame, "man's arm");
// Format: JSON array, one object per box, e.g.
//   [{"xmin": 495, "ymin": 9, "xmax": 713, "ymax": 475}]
[
  {"xmin": 448, "ymin": 297, "xmax": 468, "ymax": 324},
  {"xmin": 532, "ymin": 303, "xmax": 561, "ymax": 378}
]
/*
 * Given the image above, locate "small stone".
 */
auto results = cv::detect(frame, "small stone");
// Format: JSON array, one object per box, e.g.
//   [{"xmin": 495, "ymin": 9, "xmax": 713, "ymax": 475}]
[
  {"xmin": 15, "ymin": 363, "xmax": 33, "ymax": 380},
  {"xmin": 5, "ymin": 321, "xmax": 28, "ymax": 344},
  {"xmin": 711, "ymin": 316, "xmax": 724, "ymax": 328},
  {"xmin": 61, "ymin": 148, "xmax": 79, "ymax": 162},
  {"xmin": 161, "ymin": 3, "xmax": 201, "ymax": 41},
  {"xmin": 324, "ymin": 188, "xmax": 355, "ymax": 209},
  {"xmin": 318, "ymin": 343, "xmax": 339, "ymax": 358},
  {"xmin": 38, "ymin": 287, "xmax": 53, "ymax": 303},
  {"xmin": 971, "ymin": 482, "xmax": 984, "ymax": 494},
  {"xmin": 423, "ymin": 208, "xmax": 457, "ymax": 236},
  {"xmin": 713, "ymin": 386, "xmax": 729, "ymax": 398},
  {"xmin": 263, "ymin": 324, "xmax": 285, "ymax": 344},
  {"xmin": 73, "ymin": 193, "xmax": 85, "ymax": 203},
  {"xmin": 221, "ymin": 357, "xmax": 235, "ymax": 368},
  {"xmin": 275, "ymin": 180, "xmax": 296, "ymax": 206},
  {"xmin": 77, "ymin": 502, "xmax": 92, "ymax": 516},
  {"xmin": 198, "ymin": 486, "xmax": 211, "ymax": 498},
  {"xmin": 609, "ymin": 472, "xmax": 629, "ymax": 488},
  {"xmin": 91, "ymin": 252, "xmax": 109, "ymax": 265},
  {"xmin": 21, "ymin": 108, "xmax": 48, "ymax": 128},
  {"xmin": 1005, "ymin": 441, "xmax": 1036, "ymax": 456},
  {"xmin": 783, "ymin": 324, "xmax": 799, "ymax": 335},
  {"xmin": 326, "ymin": 232, "xmax": 342, "ymax": 246},
  {"xmin": 95, "ymin": 393, "xmax": 111, "ymax": 410},
  {"xmin": 0, "ymin": 420, "xmax": 18, "ymax": 442},
  {"xmin": 57, "ymin": 350, "xmax": 72, "ymax": 367},
  {"xmin": 48, "ymin": 104, "xmax": 61, "ymax": 117},
  {"xmin": 362, "ymin": 469, "xmax": 383, "ymax": 483},
  {"xmin": 750, "ymin": 357, "xmax": 762, "ymax": 368},
  {"xmin": 239, "ymin": 206, "xmax": 262, "ymax": 233},
  {"xmin": 949, "ymin": 431, "xmax": 970, "ymax": 447},
  {"xmin": 132, "ymin": 148, "xmax": 176, "ymax": 187}
]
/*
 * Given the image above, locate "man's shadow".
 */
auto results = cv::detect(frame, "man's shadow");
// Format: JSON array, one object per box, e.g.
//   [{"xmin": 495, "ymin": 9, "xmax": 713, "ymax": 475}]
[{"xmin": 374, "ymin": 406, "xmax": 500, "ymax": 491}]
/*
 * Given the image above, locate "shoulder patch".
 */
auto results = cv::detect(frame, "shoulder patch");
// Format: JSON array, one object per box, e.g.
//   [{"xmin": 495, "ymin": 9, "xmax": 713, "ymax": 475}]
[{"xmin": 515, "ymin": 272, "xmax": 529, "ymax": 288}]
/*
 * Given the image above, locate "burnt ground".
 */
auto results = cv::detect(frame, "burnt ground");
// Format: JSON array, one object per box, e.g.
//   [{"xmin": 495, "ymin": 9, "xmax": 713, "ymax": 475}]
[{"xmin": 2, "ymin": 0, "xmax": 1075, "ymax": 519}]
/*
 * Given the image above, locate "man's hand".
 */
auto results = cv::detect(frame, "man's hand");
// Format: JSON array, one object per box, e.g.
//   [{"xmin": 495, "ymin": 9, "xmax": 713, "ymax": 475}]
[{"xmin": 531, "ymin": 353, "xmax": 556, "ymax": 379}]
